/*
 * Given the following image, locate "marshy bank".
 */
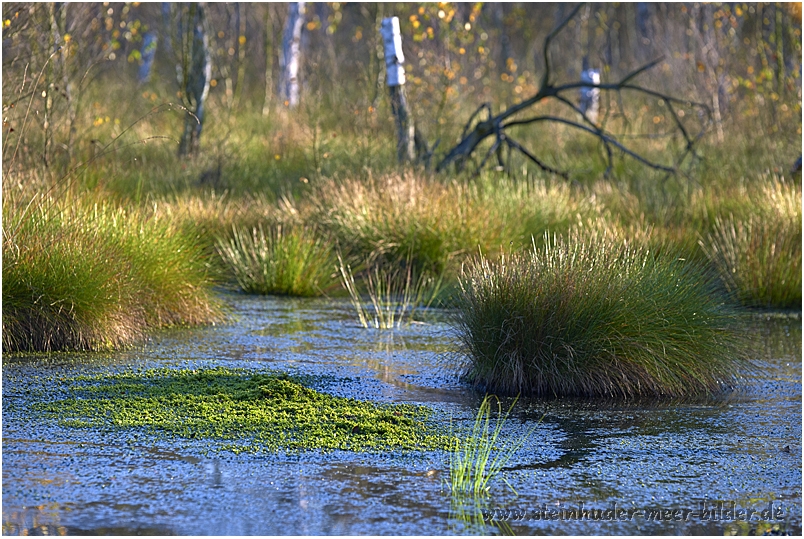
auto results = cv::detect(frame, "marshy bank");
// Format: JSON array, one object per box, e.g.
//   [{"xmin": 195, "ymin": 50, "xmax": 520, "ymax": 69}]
[
  {"xmin": 3, "ymin": 169, "xmax": 796, "ymax": 401},
  {"xmin": 4, "ymin": 171, "xmax": 800, "ymax": 354}
]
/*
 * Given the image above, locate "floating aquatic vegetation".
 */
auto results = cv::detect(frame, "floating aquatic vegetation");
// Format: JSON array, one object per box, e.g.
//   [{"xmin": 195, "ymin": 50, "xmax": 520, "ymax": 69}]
[{"xmin": 36, "ymin": 367, "xmax": 454, "ymax": 453}]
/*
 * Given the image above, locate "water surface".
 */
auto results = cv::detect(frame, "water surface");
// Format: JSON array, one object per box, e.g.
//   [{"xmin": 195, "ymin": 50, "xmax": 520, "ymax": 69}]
[{"xmin": 3, "ymin": 295, "xmax": 801, "ymax": 535}]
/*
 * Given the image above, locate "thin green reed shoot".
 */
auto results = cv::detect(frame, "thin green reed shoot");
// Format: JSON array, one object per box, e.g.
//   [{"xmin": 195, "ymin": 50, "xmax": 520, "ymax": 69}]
[
  {"xmin": 338, "ymin": 254, "xmax": 442, "ymax": 329},
  {"xmin": 338, "ymin": 254, "xmax": 371, "ymax": 329},
  {"xmin": 449, "ymin": 395, "xmax": 531, "ymax": 497}
]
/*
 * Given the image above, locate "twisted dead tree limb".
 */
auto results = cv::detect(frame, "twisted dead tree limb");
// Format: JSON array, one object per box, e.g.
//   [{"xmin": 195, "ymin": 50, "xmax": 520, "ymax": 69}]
[{"xmin": 435, "ymin": 3, "xmax": 711, "ymax": 178}]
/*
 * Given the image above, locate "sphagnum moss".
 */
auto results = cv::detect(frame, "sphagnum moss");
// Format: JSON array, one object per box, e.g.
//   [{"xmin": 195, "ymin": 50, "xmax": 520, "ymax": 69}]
[{"xmin": 35, "ymin": 367, "xmax": 453, "ymax": 453}]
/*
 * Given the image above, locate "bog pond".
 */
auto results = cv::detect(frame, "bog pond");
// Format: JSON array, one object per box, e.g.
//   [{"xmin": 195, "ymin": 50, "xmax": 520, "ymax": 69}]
[{"xmin": 3, "ymin": 294, "xmax": 802, "ymax": 535}]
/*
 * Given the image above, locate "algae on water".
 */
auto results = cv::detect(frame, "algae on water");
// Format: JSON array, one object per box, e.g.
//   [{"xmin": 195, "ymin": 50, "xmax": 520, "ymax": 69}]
[{"xmin": 36, "ymin": 366, "xmax": 453, "ymax": 453}]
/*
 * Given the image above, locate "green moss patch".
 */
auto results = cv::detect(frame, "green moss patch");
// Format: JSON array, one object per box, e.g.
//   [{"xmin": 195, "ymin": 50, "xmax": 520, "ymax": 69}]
[{"xmin": 36, "ymin": 367, "xmax": 453, "ymax": 453}]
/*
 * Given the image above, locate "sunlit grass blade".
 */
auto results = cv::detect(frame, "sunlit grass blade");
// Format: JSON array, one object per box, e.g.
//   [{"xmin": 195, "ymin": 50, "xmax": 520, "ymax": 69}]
[{"xmin": 337, "ymin": 254, "xmax": 443, "ymax": 329}]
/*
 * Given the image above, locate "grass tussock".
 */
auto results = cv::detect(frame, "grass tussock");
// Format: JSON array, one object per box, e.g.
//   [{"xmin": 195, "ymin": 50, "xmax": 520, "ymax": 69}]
[
  {"xmin": 150, "ymin": 192, "xmax": 286, "ymax": 244},
  {"xmin": 313, "ymin": 172, "xmax": 592, "ymax": 279},
  {"xmin": 216, "ymin": 224, "xmax": 338, "ymax": 296},
  {"xmin": 2, "ymin": 196, "xmax": 224, "ymax": 353},
  {"xmin": 473, "ymin": 172, "xmax": 593, "ymax": 249},
  {"xmin": 455, "ymin": 233, "xmax": 750, "ymax": 399},
  {"xmin": 699, "ymin": 176, "xmax": 801, "ymax": 309},
  {"xmin": 314, "ymin": 173, "xmax": 498, "ymax": 276},
  {"xmin": 702, "ymin": 214, "xmax": 802, "ymax": 309}
]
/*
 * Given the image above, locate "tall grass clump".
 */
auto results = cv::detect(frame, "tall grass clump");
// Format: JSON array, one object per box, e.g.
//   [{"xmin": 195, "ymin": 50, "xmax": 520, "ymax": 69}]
[
  {"xmin": 3, "ymin": 203, "xmax": 143, "ymax": 352},
  {"xmin": 216, "ymin": 224, "xmax": 337, "ymax": 296},
  {"xmin": 314, "ymin": 173, "xmax": 496, "ymax": 276},
  {"xmin": 474, "ymin": 172, "xmax": 593, "ymax": 249},
  {"xmin": 700, "ymin": 177, "xmax": 801, "ymax": 309},
  {"xmin": 455, "ymin": 233, "xmax": 750, "ymax": 398},
  {"xmin": 150, "ymin": 192, "xmax": 284, "ymax": 248},
  {"xmin": 96, "ymin": 205, "xmax": 224, "ymax": 327},
  {"xmin": 702, "ymin": 214, "xmax": 802, "ymax": 309},
  {"xmin": 2, "ymin": 196, "xmax": 224, "ymax": 352}
]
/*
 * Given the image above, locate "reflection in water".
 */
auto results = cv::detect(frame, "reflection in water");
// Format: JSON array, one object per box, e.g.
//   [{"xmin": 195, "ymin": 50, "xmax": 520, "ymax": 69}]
[
  {"xmin": 2, "ymin": 295, "xmax": 801, "ymax": 535},
  {"xmin": 448, "ymin": 493, "xmax": 516, "ymax": 535},
  {"xmin": 205, "ymin": 460, "xmax": 224, "ymax": 489},
  {"xmin": 750, "ymin": 313, "xmax": 802, "ymax": 363},
  {"xmin": 2, "ymin": 503, "xmax": 66, "ymax": 536}
]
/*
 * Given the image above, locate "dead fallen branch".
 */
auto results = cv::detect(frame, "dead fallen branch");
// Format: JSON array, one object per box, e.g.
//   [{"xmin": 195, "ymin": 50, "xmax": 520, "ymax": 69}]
[{"xmin": 435, "ymin": 3, "xmax": 711, "ymax": 179}]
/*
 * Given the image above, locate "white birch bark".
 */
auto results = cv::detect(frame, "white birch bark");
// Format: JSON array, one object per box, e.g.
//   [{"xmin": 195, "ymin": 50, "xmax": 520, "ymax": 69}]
[
  {"xmin": 579, "ymin": 69, "xmax": 600, "ymax": 125},
  {"xmin": 280, "ymin": 2, "xmax": 306, "ymax": 108},
  {"xmin": 381, "ymin": 17, "xmax": 415, "ymax": 163}
]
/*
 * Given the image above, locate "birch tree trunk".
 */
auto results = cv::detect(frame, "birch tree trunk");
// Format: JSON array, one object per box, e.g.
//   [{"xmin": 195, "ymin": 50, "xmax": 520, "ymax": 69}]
[
  {"xmin": 579, "ymin": 69, "xmax": 600, "ymax": 125},
  {"xmin": 138, "ymin": 32, "xmax": 158, "ymax": 83},
  {"xmin": 56, "ymin": 2, "xmax": 76, "ymax": 161},
  {"xmin": 635, "ymin": 3, "xmax": 653, "ymax": 62},
  {"xmin": 492, "ymin": 3, "xmax": 512, "ymax": 74},
  {"xmin": 364, "ymin": 3, "xmax": 386, "ymax": 109},
  {"xmin": 232, "ymin": 3, "xmax": 247, "ymax": 111},
  {"xmin": 43, "ymin": 2, "xmax": 57, "ymax": 167},
  {"xmin": 381, "ymin": 17, "xmax": 415, "ymax": 163},
  {"xmin": 177, "ymin": 2, "xmax": 211, "ymax": 156},
  {"xmin": 279, "ymin": 2, "xmax": 305, "ymax": 108},
  {"xmin": 41, "ymin": 2, "xmax": 75, "ymax": 167},
  {"xmin": 692, "ymin": 4, "xmax": 724, "ymax": 142},
  {"xmin": 315, "ymin": 2, "xmax": 340, "ymax": 87}
]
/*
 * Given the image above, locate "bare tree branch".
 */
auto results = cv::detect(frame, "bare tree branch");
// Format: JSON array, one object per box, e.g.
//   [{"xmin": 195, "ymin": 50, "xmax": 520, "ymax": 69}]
[
  {"xmin": 460, "ymin": 102, "xmax": 493, "ymax": 141},
  {"xmin": 435, "ymin": 2, "xmax": 711, "ymax": 179},
  {"xmin": 505, "ymin": 137, "xmax": 570, "ymax": 179},
  {"xmin": 619, "ymin": 57, "xmax": 664, "ymax": 85},
  {"xmin": 477, "ymin": 135, "xmax": 503, "ymax": 173},
  {"xmin": 502, "ymin": 115, "xmax": 676, "ymax": 173},
  {"xmin": 541, "ymin": 3, "xmax": 584, "ymax": 89}
]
